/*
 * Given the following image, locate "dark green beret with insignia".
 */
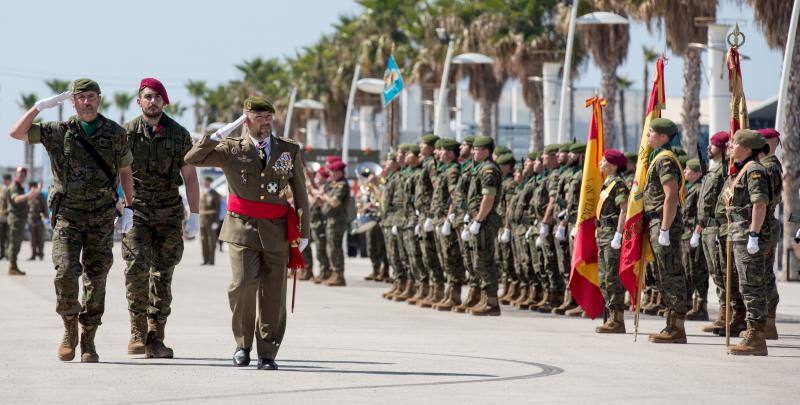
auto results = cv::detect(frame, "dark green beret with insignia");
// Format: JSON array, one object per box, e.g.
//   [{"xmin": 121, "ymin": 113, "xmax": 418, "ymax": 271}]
[
  {"xmin": 463, "ymin": 135, "xmax": 475, "ymax": 146},
  {"xmin": 386, "ymin": 152, "xmax": 396, "ymax": 160},
  {"xmin": 439, "ymin": 138, "xmax": 460, "ymax": 152},
  {"xmin": 569, "ymin": 143, "xmax": 586, "ymax": 153},
  {"xmin": 243, "ymin": 96, "xmax": 275, "ymax": 113},
  {"xmin": 421, "ymin": 133, "xmax": 439, "ymax": 146},
  {"xmin": 527, "ymin": 151, "xmax": 540, "ymax": 161},
  {"xmin": 558, "ymin": 142, "xmax": 573, "ymax": 153},
  {"xmin": 650, "ymin": 118, "xmax": 678, "ymax": 136},
  {"xmin": 71, "ymin": 78, "xmax": 101, "ymax": 94},
  {"xmin": 543, "ymin": 144, "xmax": 560, "ymax": 155},
  {"xmin": 496, "ymin": 153, "xmax": 515, "ymax": 166},
  {"xmin": 734, "ymin": 129, "xmax": 766, "ymax": 150},
  {"xmin": 399, "ymin": 143, "xmax": 410, "ymax": 153},
  {"xmin": 409, "ymin": 144, "xmax": 421, "ymax": 154},
  {"xmin": 686, "ymin": 158, "xmax": 701, "ymax": 172},
  {"xmin": 494, "ymin": 145, "xmax": 511, "ymax": 156},
  {"xmin": 473, "ymin": 136, "xmax": 494, "ymax": 148}
]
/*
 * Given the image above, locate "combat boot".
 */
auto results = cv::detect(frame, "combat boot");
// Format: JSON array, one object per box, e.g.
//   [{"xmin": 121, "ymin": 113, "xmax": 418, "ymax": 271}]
[
  {"xmin": 298, "ymin": 268, "xmax": 314, "ymax": 281},
  {"xmin": 702, "ymin": 304, "xmax": 726, "ymax": 333},
  {"xmin": 499, "ymin": 282, "xmax": 517, "ymax": 305},
  {"xmin": 364, "ymin": 267, "xmax": 377, "ymax": 281},
  {"xmin": 312, "ymin": 270, "xmax": 331, "ymax": 284},
  {"xmin": 728, "ymin": 322, "xmax": 768, "ymax": 356},
  {"xmin": 637, "ymin": 290, "xmax": 653, "ymax": 312},
  {"xmin": 8, "ymin": 262, "xmax": 25, "ymax": 276},
  {"xmin": 648, "ymin": 311, "xmax": 687, "ymax": 344},
  {"xmin": 685, "ymin": 296, "xmax": 699, "ymax": 318},
  {"xmin": 643, "ymin": 292, "xmax": 662, "ymax": 315},
  {"xmin": 416, "ymin": 283, "xmax": 437, "ymax": 307},
  {"xmin": 531, "ymin": 289, "xmax": 550, "ymax": 311},
  {"xmin": 596, "ymin": 310, "xmax": 626, "ymax": 334},
  {"xmin": 406, "ymin": 283, "xmax": 427, "ymax": 305},
  {"xmin": 471, "ymin": 292, "xmax": 501, "ymax": 316},
  {"xmin": 453, "ymin": 287, "xmax": 480, "ymax": 313},
  {"xmin": 512, "ymin": 285, "xmax": 531, "ymax": 309},
  {"xmin": 324, "ymin": 272, "xmax": 347, "ymax": 287},
  {"xmin": 565, "ymin": 305, "xmax": 585, "ymax": 317},
  {"xmin": 716, "ymin": 307, "xmax": 747, "ymax": 336},
  {"xmin": 657, "ymin": 307, "xmax": 668, "ymax": 317},
  {"xmin": 80, "ymin": 325, "xmax": 100, "ymax": 363},
  {"xmin": 58, "ymin": 315, "xmax": 79, "ymax": 361},
  {"xmin": 394, "ymin": 280, "xmax": 416, "ymax": 302},
  {"xmin": 538, "ymin": 292, "xmax": 561, "ymax": 313},
  {"xmin": 687, "ymin": 297, "xmax": 709, "ymax": 321},
  {"xmin": 382, "ymin": 279, "xmax": 401, "ymax": 299},
  {"xmin": 552, "ymin": 290, "xmax": 577, "ymax": 315},
  {"xmin": 466, "ymin": 291, "xmax": 488, "ymax": 314},
  {"xmin": 420, "ymin": 284, "xmax": 445, "ymax": 308},
  {"xmin": 127, "ymin": 313, "xmax": 147, "ymax": 355},
  {"xmin": 435, "ymin": 284, "xmax": 462, "ymax": 311},
  {"xmin": 764, "ymin": 310, "xmax": 778, "ymax": 340},
  {"xmin": 145, "ymin": 319, "xmax": 174, "ymax": 359}
]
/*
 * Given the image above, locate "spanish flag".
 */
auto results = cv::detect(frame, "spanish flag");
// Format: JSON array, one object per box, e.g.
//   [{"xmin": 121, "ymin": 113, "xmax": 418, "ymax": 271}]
[
  {"xmin": 569, "ymin": 96, "xmax": 607, "ymax": 319},
  {"xmin": 619, "ymin": 56, "xmax": 666, "ymax": 302},
  {"xmin": 727, "ymin": 45, "xmax": 748, "ymax": 175}
]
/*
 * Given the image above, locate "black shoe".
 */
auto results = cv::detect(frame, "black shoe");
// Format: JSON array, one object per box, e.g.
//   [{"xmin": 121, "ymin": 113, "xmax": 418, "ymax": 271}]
[
  {"xmin": 233, "ymin": 347, "xmax": 251, "ymax": 366},
  {"xmin": 257, "ymin": 358, "xmax": 278, "ymax": 370}
]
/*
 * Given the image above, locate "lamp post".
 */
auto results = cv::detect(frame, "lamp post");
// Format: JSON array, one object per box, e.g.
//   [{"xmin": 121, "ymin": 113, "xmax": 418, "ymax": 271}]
[{"xmin": 293, "ymin": 98, "xmax": 325, "ymax": 148}]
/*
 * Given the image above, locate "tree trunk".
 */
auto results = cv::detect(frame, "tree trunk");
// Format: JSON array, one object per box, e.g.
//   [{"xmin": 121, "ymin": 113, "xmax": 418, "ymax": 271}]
[
  {"xmin": 681, "ymin": 48, "xmax": 702, "ymax": 156},
  {"xmin": 601, "ymin": 66, "xmax": 618, "ymax": 149},
  {"xmin": 618, "ymin": 87, "xmax": 628, "ymax": 152},
  {"xmin": 781, "ymin": 30, "xmax": 800, "ymax": 281},
  {"xmin": 531, "ymin": 84, "xmax": 544, "ymax": 152},
  {"xmin": 479, "ymin": 99, "xmax": 492, "ymax": 137}
]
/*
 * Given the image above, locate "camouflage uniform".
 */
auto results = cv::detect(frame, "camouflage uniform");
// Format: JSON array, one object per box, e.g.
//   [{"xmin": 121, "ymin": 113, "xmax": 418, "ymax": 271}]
[
  {"xmin": 509, "ymin": 173, "xmax": 536, "ymax": 298},
  {"xmin": 0, "ymin": 184, "xmax": 8, "ymax": 260},
  {"xmin": 597, "ymin": 174, "xmax": 628, "ymax": 311},
  {"xmin": 532, "ymin": 168, "xmax": 562, "ymax": 298},
  {"xmin": 28, "ymin": 115, "xmax": 133, "ymax": 327},
  {"xmin": 380, "ymin": 170, "xmax": 404, "ymax": 281},
  {"xmin": 452, "ymin": 159, "xmax": 476, "ymax": 288},
  {"xmin": 432, "ymin": 161, "xmax": 465, "ymax": 287},
  {"xmin": 495, "ymin": 172, "xmax": 516, "ymax": 286},
  {"xmin": 698, "ymin": 162, "xmax": 726, "ymax": 310},
  {"xmin": 417, "ymin": 155, "xmax": 444, "ymax": 285},
  {"xmin": 681, "ymin": 180, "xmax": 708, "ymax": 306},
  {"xmin": 466, "ymin": 159, "xmax": 502, "ymax": 295},
  {"xmin": 527, "ymin": 172, "xmax": 549, "ymax": 296},
  {"xmin": 27, "ymin": 191, "xmax": 48, "ymax": 259},
  {"xmin": 5, "ymin": 182, "xmax": 29, "ymax": 266},
  {"xmin": 323, "ymin": 177, "xmax": 350, "ymax": 276},
  {"xmin": 310, "ymin": 182, "xmax": 330, "ymax": 280},
  {"xmin": 554, "ymin": 164, "xmax": 573, "ymax": 289},
  {"xmin": 402, "ymin": 165, "xmax": 426, "ymax": 285},
  {"xmin": 760, "ymin": 154, "xmax": 782, "ymax": 314}
]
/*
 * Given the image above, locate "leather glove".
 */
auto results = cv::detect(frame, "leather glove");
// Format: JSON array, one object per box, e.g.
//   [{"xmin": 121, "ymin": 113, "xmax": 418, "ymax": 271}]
[
  {"xmin": 690, "ymin": 231, "xmax": 701, "ymax": 248},
  {"xmin": 747, "ymin": 235, "xmax": 759, "ymax": 254},
  {"xmin": 391, "ymin": 225, "xmax": 398, "ymax": 236},
  {"xmin": 539, "ymin": 223, "xmax": 550, "ymax": 236},
  {"xmin": 525, "ymin": 226, "xmax": 533, "ymax": 240},
  {"xmin": 184, "ymin": 213, "xmax": 200, "ymax": 238},
  {"xmin": 423, "ymin": 218, "xmax": 434, "ymax": 233},
  {"xmin": 115, "ymin": 207, "xmax": 134, "ymax": 234},
  {"xmin": 414, "ymin": 224, "xmax": 420, "ymax": 236},
  {"xmin": 499, "ymin": 227, "xmax": 511, "ymax": 243},
  {"xmin": 209, "ymin": 114, "xmax": 246, "ymax": 141},
  {"xmin": 469, "ymin": 220, "xmax": 481, "ymax": 235},
  {"xmin": 35, "ymin": 91, "xmax": 72, "ymax": 111},
  {"xmin": 440, "ymin": 220, "xmax": 452, "ymax": 236},
  {"xmin": 447, "ymin": 213, "xmax": 456, "ymax": 223},
  {"xmin": 555, "ymin": 225, "xmax": 566, "ymax": 241},
  {"xmin": 611, "ymin": 232, "xmax": 623, "ymax": 250},
  {"xmin": 298, "ymin": 238, "xmax": 309, "ymax": 253},
  {"xmin": 463, "ymin": 214, "xmax": 471, "ymax": 224},
  {"xmin": 658, "ymin": 228, "xmax": 670, "ymax": 247},
  {"xmin": 460, "ymin": 227, "xmax": 470, "ymax": 242}
]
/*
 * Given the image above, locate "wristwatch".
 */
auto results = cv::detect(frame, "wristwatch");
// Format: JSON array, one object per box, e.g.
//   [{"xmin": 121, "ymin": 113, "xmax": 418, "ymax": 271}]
[{"xmin": 748, "ymin": 231, "xmax": 759, "ymax": 238}]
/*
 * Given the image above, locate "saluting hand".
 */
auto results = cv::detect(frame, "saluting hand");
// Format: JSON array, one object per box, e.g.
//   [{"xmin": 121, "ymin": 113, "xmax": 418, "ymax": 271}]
[
  {"xmin": 209, "ymin": 114, "xmax": 246, "ymax": 141},
  {"xmin": 34, "ymin": 91, "xmax": 72, "ymax": 111}
]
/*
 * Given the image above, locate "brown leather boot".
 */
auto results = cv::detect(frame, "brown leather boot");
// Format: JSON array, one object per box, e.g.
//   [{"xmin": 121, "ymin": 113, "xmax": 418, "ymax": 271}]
[
  {"xmin": 434, "ymin": 284, "xmax": 462, "ymax": 311},
  {"xmin": 643, "ymin": 292, "xmax": 662, "ymax": 315},
  {"xmin": 648, "ymin": 311, "xmax": 687, "ymax": 344},
  {"xmin": 565, "ymin": 305, "xmax": 585, "ymax": 317},
  {"xmin": 394, "ymin": 280, "xmax": 416, "ymax": 302},
  {"xmin": 596, "ymin": 310, "xmax": 626, "ymax": 334},
  {"xmin": 80, "ymin": 325, "xmax": 100, "ymax": 363},
  {"xmin": 512, "ymin": 285, "xmax": 531, "ymax": 309},
  {"xmin": 145, "ymin": 319, "xmax": 174, "ymax": 359},
  {"xmin": 127, "ymin": 313, "xmax": 147, "ymax": 355},
  {"xmin": 637, "ymin": 290, "xmax": 653, "ymax": 312},
  {"xmin": 531, "ymin": 289, "xmax": 550, "ymax": 311},
  {"xmin": 716, "ymin": 306, "xmax": 747, "ymax": 336},
  {"xmin": 511, "ymin": 282, "xmax": 525, "ymax": 302},
  {"xmin": 8, "ymin": 262, "xmax": 25, "ymax": 276},
  {"xmin": 298, "ymin": 268, "xmax": 314, "ymax": 281},
  {"xmin": 58, "ymin": 315, "xmax": 79, "ymax": 361},
  {"xmin": 764, "ymin": 311, "xmax": 778, "ymax": 340},
  {"xmin": 552, "ymin": 290, "xmax": 577, "ymax": 315},
  {"xmin": 702, "ymin": 304, "xmax": 726, "ymax": 333},
  {"xmin": 382, "ymin": 279, "xmax": 402, "ymax": 299},
  {"xmin": 538, "ymin": 292, "xmax": 561, "ymax": 313},
  {"xmin": 467, "ymin": 291, "xmax": 488, "ymax": 314},
  {"xmin": 364, "ymin": 268, "xmax": 377, "ymax": 281},
  {"xmin": 453, "ymin": 287, "xmax": 480, "ymax": 313},
  {"xmin": 324, "ymin": 272, "xmax": 347, "ymax": 287},
  {"xmin": 499, "ymin": 282, "xmax": 517, "ymax": 305},
  {"xmin": 313, "ymin": 271, "xmax": 331, "ymax": 284},
  {"xmin": 471, "ymin": 292, "xmax": 501, "ymax": 316},
  {"xmin": 729, "ymin": 322, "xmax": 768, "ymax": 356},
  {"xmin": 419, "ymin": 284, "xmax": 444, "ymax": 308},
  {"xmin": 407, "ymin": 283, "xmax": 428, "ymax": 305},
  {"xmin": 377, "ymin": 264, "xmax": 391, "ymax": 282},
  {"xmin": 687, "ymin": 297, "xmax": 709, "ymax": 321},
  {"xmin": 685, "ymin": 296, "xmax": 699, "ymax": 317}
]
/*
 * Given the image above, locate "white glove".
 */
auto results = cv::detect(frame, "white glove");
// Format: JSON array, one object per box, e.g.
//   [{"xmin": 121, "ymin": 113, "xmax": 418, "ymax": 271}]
[
  {"xmin": 747, "ymin": 235, "xmax": 759, "ymax": 254},
  {"xmin": 611, "ymin": 232, "xmax": 623, "ymax": 250},
  {"xmin": 690, "ymin": 231, "xmax": 701, "ymax": 248},
  {"xmin": 414, "ymin": 224, "xmax": 420, "ymax": 235},
  {"xmin": 211, "ymin": 222, "xmax": 219, "ymax": 231},
  {"xmin": 499, "ymin": 228, "xmax": 511, "ymax": 243},
  {"xmin": 440, "ymin": 220, "xmax": 452, "ymax": 236},
  {"xmin": 795, "ymin": 228, "xmax": 800, "ymax": 243},
  {"xmin": 447, "ymin": 213, "xmax": 456, "ymax": 223},
  {"xmin": 463, "ymin": 214, "xmax": 471, "ymax": 224},
  {"xmin": 539, "ymin": 223, "xmax": 550, "ymax": 236},
  {"xmin": 658, "ymin": 229, "xmax": 670, "ymax": 247},
  {"xmin": 460, "ymin": 227, "xmax": 470, "ymax": 242},
  {"xmin": 209, "ymin": 114, "xmax": 246, "ymax": 141},
  {"xmin": 570, "ymin": 227, "xmax": 578, "ymax": 239},
  {"xmin": 525, "ymin": 226, "xmax": 533, "ymax": 240},
  {"xmin": 115, "ymin": 207, "xmax": 134, "ymax": 234},
  {"xmin": 536, "ymin": 234, "xmax": 544, "ymax": 248},
  {"xmin": 469, "ymin": 220, "xmax": 481, "ymax": 235},
  {"xmin": 555, "ymin": 225, "xmax": 566, "ymax": 241},
  {"xmin": 184, "ymin": 213, "xmax": 200, "ymax": 238},
  {"xmin": 298, "ymin": 238, "xmax": 309, "ymax": 252},
  {"xmin": 423, "ymin": 218, "xmax": 434, "ymax": 233},
  {"xmin": 391, "ymin": 225, "xmax": 398, "ymax": 236},
  {"xmin": 34, "ymin": 91, "xmax": 72, "ymax": 111}
]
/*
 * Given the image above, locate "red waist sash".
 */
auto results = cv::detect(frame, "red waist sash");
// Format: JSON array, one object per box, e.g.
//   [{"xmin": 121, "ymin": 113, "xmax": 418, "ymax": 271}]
[{"xmin": 227, "ymin": 194, "xmax": 305, "ymax": 270}]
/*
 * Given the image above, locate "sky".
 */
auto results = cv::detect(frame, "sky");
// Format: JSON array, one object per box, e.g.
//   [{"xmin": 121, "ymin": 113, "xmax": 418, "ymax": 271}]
[{"xmin": 0, "ymin": 0, "xmax": 784, "ymax": 167}]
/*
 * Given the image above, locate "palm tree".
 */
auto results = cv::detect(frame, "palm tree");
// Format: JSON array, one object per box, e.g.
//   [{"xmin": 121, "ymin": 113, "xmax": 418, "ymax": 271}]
[
  {"xmin": 617, "ymin": 75, "xmax": 633, "ymax": 151},
  {"xmin": 44, "ymin": 79, "xmax": 70, "ymax": 121},
  {"xmin": 99, "ymin": 97, "xmax": 111, "ymax": 114},
  {"xmin": 18, "ymin": 93, "xmax": 38, "ymax": 173},
  {"xmin": 641, "ymin": 45, "xmax": 659, "ymax": 132},
  {"xmin": 113, "ymin": 92, "xmax": 135, "ymax": 124},
  {"xmin": 746, "ymin": 0, "xmax": 800, "ymax": 279},
  {"xmin": 164, "ymin": 102, "xmax": 188, "ymax": 118},
  {"xmin": 185, "ymin": 80, "xmax": 207, "ymax": 132}
]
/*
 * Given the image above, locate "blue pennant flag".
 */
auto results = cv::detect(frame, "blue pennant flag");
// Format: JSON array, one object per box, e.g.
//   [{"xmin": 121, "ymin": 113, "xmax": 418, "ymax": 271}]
[{"xmin": 382, "ymin": 54, "xmax": 404, "ymax": 106}]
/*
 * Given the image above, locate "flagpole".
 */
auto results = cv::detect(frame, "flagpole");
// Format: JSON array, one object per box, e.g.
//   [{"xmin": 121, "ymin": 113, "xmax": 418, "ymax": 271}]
[{"xmin": 283, "ymin": 86, "xmax": 297, "ymax": 139}]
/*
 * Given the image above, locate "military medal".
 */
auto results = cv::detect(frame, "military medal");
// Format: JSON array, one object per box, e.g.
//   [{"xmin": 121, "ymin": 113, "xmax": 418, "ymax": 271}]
[
  {"xmin": 266, "ymin": 181, "xmax": 279, "ymax": 194},
  {"xmin": 272, "ymin": 152, "xmax": 293, "ymax": 173}
]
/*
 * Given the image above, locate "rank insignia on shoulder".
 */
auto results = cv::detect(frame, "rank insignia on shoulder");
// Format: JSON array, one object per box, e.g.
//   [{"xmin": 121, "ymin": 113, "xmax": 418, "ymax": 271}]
[
  {"xmin": 266, "ymin": 181, "xmax": 279, "ymax": 194},
  {"xmin": 751, "ymin": 172, "xmax": 762, "ymax": 180}
]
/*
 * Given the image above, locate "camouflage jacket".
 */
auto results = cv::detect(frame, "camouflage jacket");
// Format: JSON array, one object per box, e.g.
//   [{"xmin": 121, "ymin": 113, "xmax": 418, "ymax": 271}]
[
  {"xmin": 431, "ymin": 162, "xmax": 459, "ymax": 220},
  {"xmin": 466, "ymin": 159, "xmax": 501, "ymax": 226},
  {"xmin": 724, "ymin": 157, "xmax": 770, "ymax": 242}
]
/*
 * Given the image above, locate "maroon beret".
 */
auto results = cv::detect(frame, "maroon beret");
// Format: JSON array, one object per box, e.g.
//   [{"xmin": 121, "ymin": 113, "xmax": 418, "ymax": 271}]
[
  {"xmin": 139, "ymin": 78, "xmax": 170, "ymax": 105},
  {"xmin": 756, "ymin": 128, "xmax": 780, "ymax": 140},
  {"xmin": 328, "ymin": 161, "xmax": 347, "ymax": 172},
  {"xmin": 317, "ymin": 167, "xmax": 330, "ymax": 178},
  {"xmin": 325, "ymin": 155, "xmax": 343, "ymax": 164},
  {"xmin": 710, "ymin": 131, "xmax": 729, "ymax": 147},
  {"xmin": 603, "ymin": 149, "xmax": 627, "ymax": 169}
]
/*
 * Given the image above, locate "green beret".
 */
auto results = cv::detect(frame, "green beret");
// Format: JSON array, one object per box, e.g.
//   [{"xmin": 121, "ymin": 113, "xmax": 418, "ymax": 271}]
[
  {"xmin": 543, "ymin": 144, "xmax": 560, "ymax": 155},
  {"xmin": 243, "ymin": 96, "xmax": 275, "ymax": 113},
  {"xmin": 686, "ymin": 158, "xmax": 701, "ymax": 172},
  {"xmin": 408, "ymin": 144, "xmax": 421, "ymax": 154},
  {"xmin": 463, "ymin": 136, "xmax": 475, "ymax": 146},
  {"xmin": 496, "ymin": 153, "xmax": 515, "ymax": 166},
  {"xmin": 439, "ymin": 138, "xmax": 460, "ymax": 152},
  {"xmin": 386, "ymin": 152, "xmax": 396, "ymax": 161},
  {"xmin": 569, "ymin": 143, "xmax": 586, "ymax": 153},
  {"xmin": 678, "ymin": 155, "xmax": 689, "ymax": 168},
  {"xmin": 734, "ymin": 129, "xmax": 766, "ymax": 150},
  {"xmin": 494, "ymin": 145, "xmax": 511, "ymax": 156},
  {"xmin": 71, "ymin": 78, "xmax": 101, "ymax": 94},
  {"xmin": 421, "ymin": 133, "xmax": 439, "ymax": 146},
  {"xmin": 650, "ymin": 118, "xmax": 678, "ymax": 136},
  {"xmin": 527, "ymin": 151, "xmax": 540, "ymax": 161},
  {"xmin": 558, "ymin": 142, "xmax": 573, "ymax": 153},
  {"xmin": 624, "ymin": 151, "xmax": 638, "ymax": 163},
  {"xmin": 398, "ymin": 144, "xmax": 410, "ymax": 153},
  {"xmin": 473, "ymin": 136, "xmax": 494, "ymax": 148}
]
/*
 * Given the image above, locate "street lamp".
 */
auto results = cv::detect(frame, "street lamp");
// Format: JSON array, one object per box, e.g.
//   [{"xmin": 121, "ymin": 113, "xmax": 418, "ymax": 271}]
[
  {"xmin": 356, "ymin": 78, "xmax": 385, "ymax": 94},
  {"xmin": 293, "ymin": 98, "xmax": 325, "ymax": 148}
]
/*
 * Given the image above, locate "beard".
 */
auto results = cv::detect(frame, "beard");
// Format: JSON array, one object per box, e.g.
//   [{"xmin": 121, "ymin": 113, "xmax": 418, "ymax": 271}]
[
  {"xmin": 249, "ymin": 123, "xmax": 272, "ymax": 140},
  {"xmin": 143, "ymin": 105, "xmax": 162, "ymax": 120}
]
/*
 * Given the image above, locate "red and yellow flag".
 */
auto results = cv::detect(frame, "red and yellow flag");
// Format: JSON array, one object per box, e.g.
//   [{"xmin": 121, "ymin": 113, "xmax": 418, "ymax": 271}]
[
  {"xmin": 619, "ymin": 56, "xmax": 666, "ymax": 300},
  {"xmin": 727, "ymin": 46, "xmax": 749, "ymax": 175},
  {"xmin": 569, "ymin": 96, "xmax": 607, "ymax": 319}
]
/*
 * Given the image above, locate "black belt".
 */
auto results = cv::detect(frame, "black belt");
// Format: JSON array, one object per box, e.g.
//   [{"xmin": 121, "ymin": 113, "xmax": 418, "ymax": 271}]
[
  {"xmin": 644, "ymin": 211, "xmax": 661, "ymax": 222},
  {"xmin": 704, "ymin": 218, "xmax": 719, "ymax": 227}
]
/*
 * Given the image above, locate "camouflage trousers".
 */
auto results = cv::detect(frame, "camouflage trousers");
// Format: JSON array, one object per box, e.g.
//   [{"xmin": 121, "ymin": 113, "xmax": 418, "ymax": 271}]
[
  {"xmin": 681, "ymin": 239, "xmax": 708, "ymax": 302},
  {"xmin": 28, "ymin": 221, "xmax": 45, "ymax": 258},
  {"xmin": 122, "ymin": 217, "xmax": 184, "ymax": 322},
  {"xmin": 402, "ymin": 227, "xmax": 425, "ymax": 284},
  {"xmin": 717, "ymin": 235, "xmax": 745, "ymax": 309},
  {"xmin": 312, "ymin": 221, "xmax": 329, "ymax": 276},
  {"xmin": 527, "ymin": 231, "xmax": 549, "ymax": 292},
  {"xmin": 495, "ymin": 234, "xmax": 515, "ymax": 284},
  {"xmin": 433, "ymin": 218, "xmax": 466, "ymax": 286},
  {"xmin": 555, "ymin": 236, "xmax": 571, "ymax": 285},
  {"xmin": 598, "ymin": 239, "xmax": 625, "ymax": 311},
  {"xmin": 469, "ymin": 221, "xmax": 500, "ymax": 294},
  {"xmin": 0, "ymin": 220, "xmax": 8, "ymax": 258},
  {"xmin": 648, "ymin": 223, "xmax": 687, "ymax": 314},
  {"xmin": 511, "ymin": 225, "xmax": 532, "ymax": 285},
  {"xmin": 325, "ymin": 220, "xmax": 347, "ymax": 274},
  {"xmin": 455, "ymin": 221, "xmax": 478, "ymax": 289},
  {"xmin": 5, "ymin": 218, "xmax": 25, "ymax": 264},
  {"xmin": 732, "ymin": 240, "xmax": 768, "ymax": 324},
  {"xmin": 53, "ymin": 207, "xmax": 116, "ymax": 327},
  {"xmin": 702, "ymin": 228, "xmax": 724, "ymax": 303},
  {"xmin": 539, "ymin": 231, "xmax": 563, "ymax": 295},
  {"xmin": 419, "ymin": 229, "xmax": 444, "ymax": 285},
  {"xmin": 365, "ymin": 224, "xmax": 387, "ymax": 275},
  {"xmin": 384, "ymin": 225, "xmax": 408, "ymax": 281},
  {"xmin": 764, "ymin": 218, "xmax": 780, "ymax": 313}
]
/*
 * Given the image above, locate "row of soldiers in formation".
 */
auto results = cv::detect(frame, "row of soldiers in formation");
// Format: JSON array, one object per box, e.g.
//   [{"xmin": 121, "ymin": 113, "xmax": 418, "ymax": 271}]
[
  {"xmin": 0, "ymin": 170, "xmax": 49, "ymax": 271},
  {"xmin": 303, "ymin": 119, "xmax": 782, "ymax": 356}
]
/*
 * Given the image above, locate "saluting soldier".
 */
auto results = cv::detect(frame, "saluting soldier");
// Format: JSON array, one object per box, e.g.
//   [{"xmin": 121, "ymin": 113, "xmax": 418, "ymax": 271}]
[
  {"xmin": 756, "ymin": 128, "xmax": 782, "ymax": 340},
  {"xmin": 10, "ymin": 78, "xmax": 135, "ymax": 362},
  {"xmin": 200, "ymin": 176, "xmax": 222, "ymax": 266},
  {"xmin": 27, "ymin": 180, "xmax": 48, "ymax": 261},
  {"xmin": 184, "ymin": 96, "xmax": 310, "ymax": 370}
]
